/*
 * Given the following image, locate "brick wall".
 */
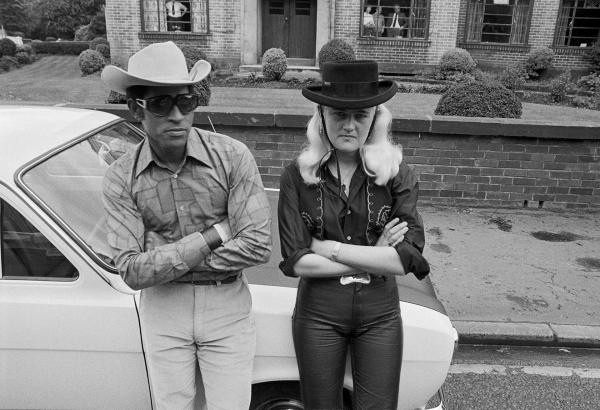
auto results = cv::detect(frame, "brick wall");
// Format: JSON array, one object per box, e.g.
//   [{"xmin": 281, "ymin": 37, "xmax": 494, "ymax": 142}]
[
  {"xmin": 335, "ymin": 0, "xmax": 461, "ymax": 68},
  {"xmin": 88, "ymin": 104, "xmax": 600, "ymax": 210},
  {"xmin": 456, "ymin": 0, "xmax": 593, "ymax": 71},
  {"xmin": 105, "ymin": 0, "xmax": 242, "ymax": 68},
  {"xmin": 210, "ymin": 125, "xmax": 600, "ymax": 210}
]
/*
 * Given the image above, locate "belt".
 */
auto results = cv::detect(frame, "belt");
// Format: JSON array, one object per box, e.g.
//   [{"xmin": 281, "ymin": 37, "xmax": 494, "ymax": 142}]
[{"xmin": 173, "ymin": 272, "xmax": 241, "ymax": 286}]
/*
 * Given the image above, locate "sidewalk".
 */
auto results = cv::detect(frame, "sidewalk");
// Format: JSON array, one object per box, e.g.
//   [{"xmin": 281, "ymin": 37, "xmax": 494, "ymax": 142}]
[{"xmin": 219, "ymin": 87, "xmax": 600, "ymax": 348}]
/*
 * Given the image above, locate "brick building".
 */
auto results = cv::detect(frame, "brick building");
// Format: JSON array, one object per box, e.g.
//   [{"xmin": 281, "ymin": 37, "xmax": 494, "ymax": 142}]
[{"xmin": 105, "ymin": 0, "xmax": 599, "ymax": 71}]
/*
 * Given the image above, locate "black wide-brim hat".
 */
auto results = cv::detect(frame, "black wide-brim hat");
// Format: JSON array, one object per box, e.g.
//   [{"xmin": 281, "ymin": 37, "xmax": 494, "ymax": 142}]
[{"xmin": 302, "ymin": 60, "xmax": 397, "ymax": 109}]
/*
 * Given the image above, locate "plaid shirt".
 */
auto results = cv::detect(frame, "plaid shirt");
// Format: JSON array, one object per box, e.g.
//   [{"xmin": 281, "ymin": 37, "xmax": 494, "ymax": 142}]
[{"xmin": 102, "ymin": 127, "xmax": 272, "ymax": 290}]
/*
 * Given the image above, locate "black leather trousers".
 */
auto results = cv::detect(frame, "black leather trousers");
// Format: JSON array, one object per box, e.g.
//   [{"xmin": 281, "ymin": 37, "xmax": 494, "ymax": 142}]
[{"xmin": 292, "ymin": 276, "xmax": 403, "ymax": 410}]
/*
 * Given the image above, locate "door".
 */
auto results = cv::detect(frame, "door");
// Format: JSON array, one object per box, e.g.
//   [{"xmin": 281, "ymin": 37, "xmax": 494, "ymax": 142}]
[
  {"xmin": 262, "ymin": 0, "xmax": 317, "ymax": 59},
  {"xmin": 0, "ymin": 193, "xmax": 151, "ymax": 409}
]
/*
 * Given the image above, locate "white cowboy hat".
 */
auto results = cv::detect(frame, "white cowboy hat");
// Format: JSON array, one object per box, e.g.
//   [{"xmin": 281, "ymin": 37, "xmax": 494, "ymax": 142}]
[{"xmin": 101, "ymin": 41, "xmax": 211, "ymax": 94}]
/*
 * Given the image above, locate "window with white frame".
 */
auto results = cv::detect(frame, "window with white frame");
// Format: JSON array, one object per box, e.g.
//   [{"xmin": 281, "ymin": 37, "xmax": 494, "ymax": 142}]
[
  {"xmin": 141, "ymin": 0, "xmax": 208, "ymax": 33},
  {"xmin": 555, "ymin": 0, "xmax": 600, "ymax": 47},
  {"xmin": 465, "ymin": 0, "xmax": 534, "ymax": 45},
  {"xmin": 360, "ymin": 0, "xmax": 430, "ymax": 39}
]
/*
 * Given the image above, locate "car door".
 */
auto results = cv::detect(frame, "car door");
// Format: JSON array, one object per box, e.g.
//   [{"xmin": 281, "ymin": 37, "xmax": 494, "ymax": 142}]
[{"xmin": 0, "ymin": 190, "xmax": 151, "ymax": 409}]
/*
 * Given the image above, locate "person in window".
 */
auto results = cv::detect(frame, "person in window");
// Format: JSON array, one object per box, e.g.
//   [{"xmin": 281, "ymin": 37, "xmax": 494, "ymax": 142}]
[
  {"xmin": 387, "ymin": 5, "xmax": 408, "ymax": 38},
  {"xmin": 363, "ymin": 6, "xmax": 376, "ymax": 37},
  {"xmin": 373, "ymin": 6, "xmax": 386, "ymax": 37},
  {"xmin": 101, "ymin": 41, "xmax": 272, "ymax": 410},
  {"xmin": 278, "ymin": 60, "xmax": 430, "ymax": 409},
  {"xmin": 166, "ymin": 0, "xmax": 189, "ymax": 31}
]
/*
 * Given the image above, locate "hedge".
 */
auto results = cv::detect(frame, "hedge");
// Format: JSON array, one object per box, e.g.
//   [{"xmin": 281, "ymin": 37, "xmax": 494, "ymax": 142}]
[{"xmin": 32, "ymin": 41, "xmax": 90, "ymax": 55}]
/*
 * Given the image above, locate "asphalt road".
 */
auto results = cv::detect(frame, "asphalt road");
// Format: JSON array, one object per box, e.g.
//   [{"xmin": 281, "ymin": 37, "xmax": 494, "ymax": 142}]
[{"xmin": 444, "ymin": 345, "xmax": 600, "ymax": 409}]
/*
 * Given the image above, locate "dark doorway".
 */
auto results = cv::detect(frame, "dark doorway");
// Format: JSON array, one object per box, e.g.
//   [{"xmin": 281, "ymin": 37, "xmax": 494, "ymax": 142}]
[{"xmin": 262, "ymin": 0, "xmax": 317, "ymax": 59}]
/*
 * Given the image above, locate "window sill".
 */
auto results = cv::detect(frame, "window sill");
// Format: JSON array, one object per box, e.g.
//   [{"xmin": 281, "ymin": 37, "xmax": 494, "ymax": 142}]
[
  {"xmin": 139, "ymin": 31, "xmax": 210, "ymax": 41},
  {"xmin": 552, "ymin": 46, "xmax": 591, "ymax": 55},
  {"xmin": 458, "ymin": 42, "xmax": 530, "ymax": 52},
  {"xmin": 357, "ymin": 37, "xmax": 431, "ymax": 48}
]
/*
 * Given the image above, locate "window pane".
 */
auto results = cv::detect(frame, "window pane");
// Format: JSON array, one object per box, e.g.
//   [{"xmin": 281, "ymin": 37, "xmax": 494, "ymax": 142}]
[
  {"xmin": 362, "ymin": 0, "xmax": 429, "ymax": 39},
  {"xmin": 1, "ymin": 201, "xmax": 77, "ymax": 280},
  {"xmin": 467, "ymin": 0, "xmax": 531, "ymax": 44},
  {"xmin": 21, "ymin": 123, "xmax": 143, "ymax": 267},
  {"xmin": 556, "ymin": 0, "xmax": 600, "ymax": 46}
]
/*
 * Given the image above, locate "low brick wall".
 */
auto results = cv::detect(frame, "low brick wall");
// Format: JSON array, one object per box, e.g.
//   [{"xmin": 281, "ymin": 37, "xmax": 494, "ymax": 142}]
[{"xmin": 83, "ymin": 104, "xmax": 600, "ymax": 210}]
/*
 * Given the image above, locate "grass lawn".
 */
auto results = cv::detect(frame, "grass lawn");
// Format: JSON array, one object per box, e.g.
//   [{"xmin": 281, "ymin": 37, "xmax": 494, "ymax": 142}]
[{"xmin": 2, "ymin": 55, "xmax": 600, "ymax": 125}]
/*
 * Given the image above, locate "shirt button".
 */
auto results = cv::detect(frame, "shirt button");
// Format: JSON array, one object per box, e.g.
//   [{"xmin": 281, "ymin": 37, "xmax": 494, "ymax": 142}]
[
  {"xmin": 173, "ymin": 174, "xmax": 178, "ymax": 179},
  {"xmin": 346, "ymin": 210, "xmax": 352, "ymax": 215},
  {"xmin": 346, "ymin": 235, "xmax": 351, "ymax": 241},
  {"xmin": 179, "ymin": 205, "xmax": 185, "ymax": 211}
]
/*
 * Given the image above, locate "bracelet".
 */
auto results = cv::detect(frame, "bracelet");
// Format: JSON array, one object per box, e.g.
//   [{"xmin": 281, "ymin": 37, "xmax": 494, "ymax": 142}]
[
  {"xmin": 330, "ymin": 241, "xmax": 342, "ymax": 262},
  {"xmin": 201, "ymin": 226, "xmax": 223, "ymax": 251}
]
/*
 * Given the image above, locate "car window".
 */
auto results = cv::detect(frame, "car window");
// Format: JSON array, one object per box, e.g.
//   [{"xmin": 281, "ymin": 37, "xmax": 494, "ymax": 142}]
[
  {"xmin": 1, "ymin": 200, "xmax": 77, "ymax": 281},
  {"xmin": 20, "ymin": 122, "xmax": 143, "ymax": 269}
]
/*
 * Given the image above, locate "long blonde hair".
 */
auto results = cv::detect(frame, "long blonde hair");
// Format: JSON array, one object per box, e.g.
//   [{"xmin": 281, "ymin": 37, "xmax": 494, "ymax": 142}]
[{"xmin": 297, "ymin": 104, "xmax": 403, "ymax": 185}]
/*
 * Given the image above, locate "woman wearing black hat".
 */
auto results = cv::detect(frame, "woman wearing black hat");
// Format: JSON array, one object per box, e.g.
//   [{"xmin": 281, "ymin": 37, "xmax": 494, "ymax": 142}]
[{"xmin": 278, "ymin": 60, "xmax": 430, "ymax": 409}]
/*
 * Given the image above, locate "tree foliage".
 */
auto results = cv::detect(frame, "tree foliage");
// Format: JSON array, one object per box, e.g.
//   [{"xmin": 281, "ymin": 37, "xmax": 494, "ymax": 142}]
[{"xmin": 0, "ymin": 0, "xmax": 28, "ymax": 34}]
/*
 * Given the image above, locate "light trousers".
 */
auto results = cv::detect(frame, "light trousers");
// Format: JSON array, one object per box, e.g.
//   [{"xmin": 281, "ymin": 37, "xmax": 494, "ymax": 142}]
[{"xmin": 139, "ymin": 275, "xmax": 256, "ymax": 410}]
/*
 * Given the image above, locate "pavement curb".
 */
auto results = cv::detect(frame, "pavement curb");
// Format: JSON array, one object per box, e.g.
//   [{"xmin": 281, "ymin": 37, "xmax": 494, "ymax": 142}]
[{"xmin": 455, "ymin": 321, "xmax": 600, "ymax": 348}]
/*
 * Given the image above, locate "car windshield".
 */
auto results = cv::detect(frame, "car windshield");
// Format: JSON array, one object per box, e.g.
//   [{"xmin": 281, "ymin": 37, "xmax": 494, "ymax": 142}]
[{"xmin": 20, "ymin": 121, "xmax": 143, "ymax": 268}]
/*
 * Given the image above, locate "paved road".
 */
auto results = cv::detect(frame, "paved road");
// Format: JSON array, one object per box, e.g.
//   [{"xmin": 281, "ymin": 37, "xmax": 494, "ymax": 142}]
[{"xmin": 444, "ymin": 345, "xmax": 600, "ymax": 409}]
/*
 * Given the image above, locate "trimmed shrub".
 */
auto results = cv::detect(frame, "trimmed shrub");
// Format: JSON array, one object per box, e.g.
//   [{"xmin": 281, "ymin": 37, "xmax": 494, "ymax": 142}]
[
  {"xmin": 550, "ymin": 72, "xmax": 571, "ymax": 103},
  {"xmin": 95, "ymin": 43, "xmax": 110, "ymax": 59},
  {"xmin": 32, "ymin": 41, "xmax": 90, "ymax": 55},
  {"xmin": 0, "ymin": 38, "xmax": 17, "ymax": 57},
  {"xmin": 45, "ymin": 37, "xmax": 57, "ymax": 42},
  {"xmin": 524, "ymin": 47, "xmax": 554, "ymax": 79},
  {"xmin": 262, "ymin": 48, "xmax": 287, "ymax": 81},
  {"xmin": 576, "ymin": 72, "xmax": 600, "ymax": 94},
  {"xmin": 192, "ymin": 80, "xmax": 211, "ymax": 106},
  {"xmin": 15, "ymin": 51, "xmax": 30, "ymax": 65},
  {"xmin": 89, "ymin": 37, "xmax": 108, "ymax": 50},
  {"xmin": 439, "ymin": 48, "xmax": 476, "ymax": 74},
  {"xmin": 16, "ymin": 44, "xmax": 34, "ymax": 55},
  {"xmin": 497, "ymin": 64, "xmax": 528, "ymax": 90},
  {"xmin": 78, "ymin": 49, "xmax": 105, "ymax": 75},
  {"xmin": 106, "ymin": 90, "xmax": 127, "ymax": 104},
  {"xmin": 318, "ymin": 38, "xmax": 355, "ymax": 68},
  {"xmin": 434, "ymin": 81, "xmax": 522, "ymax": 118},
  {"xmin": 0, "ymin": 56, "xmax": 18, "ymax": 72},
  {"xmin": 180, "ymin": 45, "xmax": 208, "ymax": 67}
]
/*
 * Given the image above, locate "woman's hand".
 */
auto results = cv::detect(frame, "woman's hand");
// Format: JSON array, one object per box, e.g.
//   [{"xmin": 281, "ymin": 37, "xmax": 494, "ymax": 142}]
[{"xmin": 375, "ymin": 218, "xmax": 408, "ymax": 247}]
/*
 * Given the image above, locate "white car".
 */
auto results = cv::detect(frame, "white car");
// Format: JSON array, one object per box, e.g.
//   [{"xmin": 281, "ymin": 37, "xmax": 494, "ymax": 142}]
[{"xmin": 0, "ymin": 106, "xmax": 457, "ymax": 410}]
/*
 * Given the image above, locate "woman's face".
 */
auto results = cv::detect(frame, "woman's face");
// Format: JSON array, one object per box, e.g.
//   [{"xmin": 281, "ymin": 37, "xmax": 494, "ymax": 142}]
[{"xmin": 322, "ymin": 106, "xmax": 376, "ymax": 153}]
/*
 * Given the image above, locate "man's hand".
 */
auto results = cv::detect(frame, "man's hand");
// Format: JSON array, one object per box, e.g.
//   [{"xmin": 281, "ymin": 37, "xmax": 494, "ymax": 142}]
[
  {"xmin": 375, "ymin": 218, "xmax": 408, "ymax": 247},
  {"xmin": 145, "ymin": 231, "xmax": 168, "ymax": 251}
]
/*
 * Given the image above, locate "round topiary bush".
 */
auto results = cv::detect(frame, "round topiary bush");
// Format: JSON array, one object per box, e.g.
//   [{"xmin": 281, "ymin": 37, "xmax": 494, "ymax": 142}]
[
  {"xmin": 0, "ymin": 56, "xmax": 18, "ymax": 72},
  {"xmin": 0, "ymin": 38, "xmax": 17, "ymax": 57},
  {"xmin": 438, "ymin": 47, "xmax": 476, "ymax": 74},
  {"xmin": 318, "ymin": 38, "xmax": 355, "ymax": 68},
  {"xmin": 434, "ymin": 81, "xmax": 522, "ymax": 118},
  {"xmin": 524, "ymin": 47, "xmax": 554, "ymax": 79},
  {"xmin": 105, "ymin": 90, "xmax": 127, "ymax": 104},
  {"xmin": 78, "ymin": 49, "xmax": 106, "ymax": 75},
  {"xmin": 95, "ymin": 43, "xmax": 110, "ymax": 59},
  {"xmin": 192, "ymin": 80, "xmax": 211, "ymax": 106},
  {"xmin": 89, "ymin": 36, "xmax": 109, "ymax": 50},
  {"xmin": 262, "ymin": 48, "xmax": 287, "ymax": 81},
  {"xmin": 15, "ymin": 51, "xmax": 30, "ymax": 65},
  {"xmin": 16, "ymin": 44, "xmax": 33, "ymax": 55},
  {"xmin": 585, "ymin": 41, "xmax": 600, "ymax": 73},
  {"xmin": 179, "ymin": 45, "xmax": 208, "ymax": 67}
]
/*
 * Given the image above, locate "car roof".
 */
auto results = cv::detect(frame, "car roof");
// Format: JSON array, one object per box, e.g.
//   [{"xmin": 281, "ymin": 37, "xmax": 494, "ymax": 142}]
[{"xmin": 0, "ymin": 106, "xmax": 121, "ymax": 185}]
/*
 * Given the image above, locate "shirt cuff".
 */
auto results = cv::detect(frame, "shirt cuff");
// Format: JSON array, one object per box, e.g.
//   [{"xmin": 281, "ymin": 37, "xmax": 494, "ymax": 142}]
[
  {"xmin": 279, "ymin": 249, "xmax": 314, "ymax": 278},
  {"xmin": 393, "ymin": 241, "xmax": 430, "ymax": 280}
]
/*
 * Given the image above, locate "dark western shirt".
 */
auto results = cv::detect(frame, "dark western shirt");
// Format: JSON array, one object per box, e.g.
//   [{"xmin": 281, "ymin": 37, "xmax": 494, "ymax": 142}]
[
  {"xmin": 103, "ymin": 127, "xmax": 272, "ymax": 290},
  {"xmin": 278, "ymin": 161, "xmax": 429, "ymax": 279}
]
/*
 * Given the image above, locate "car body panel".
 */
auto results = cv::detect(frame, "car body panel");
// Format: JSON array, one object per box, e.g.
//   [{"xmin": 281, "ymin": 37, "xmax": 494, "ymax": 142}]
[{"xmin": 0, "ymin": 106, "xmax": 455, "ymax": 410}]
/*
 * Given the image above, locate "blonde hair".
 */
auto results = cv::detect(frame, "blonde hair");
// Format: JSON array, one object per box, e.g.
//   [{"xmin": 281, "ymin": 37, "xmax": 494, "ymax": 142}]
[{"xmin": 297, "ymin": 104, "xmax": 403, "ymax": 185}]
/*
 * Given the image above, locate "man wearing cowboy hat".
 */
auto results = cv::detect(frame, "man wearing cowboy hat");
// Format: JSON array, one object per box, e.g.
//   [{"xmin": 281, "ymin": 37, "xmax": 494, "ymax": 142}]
[{"xmin": 101, "ymin": 41, "xmax": 272, "ymax": 410}]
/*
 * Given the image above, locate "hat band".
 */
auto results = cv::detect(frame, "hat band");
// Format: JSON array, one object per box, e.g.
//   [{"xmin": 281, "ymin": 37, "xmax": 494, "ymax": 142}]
[{"xmin": 322, "ymin": 81, "xmax": 380, "ymax": 98}]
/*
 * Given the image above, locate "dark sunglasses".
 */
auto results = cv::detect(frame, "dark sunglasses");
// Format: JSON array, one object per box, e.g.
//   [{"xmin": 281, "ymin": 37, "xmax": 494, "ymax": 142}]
[{"xmin": 135, "ymin": 94, "xmax": 200, "ymax": 116}]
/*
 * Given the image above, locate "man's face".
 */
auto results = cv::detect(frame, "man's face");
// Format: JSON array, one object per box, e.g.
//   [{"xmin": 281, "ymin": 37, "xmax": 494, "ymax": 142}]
[
  {"xmin": 394, "ymin": 5, "xmax": 401, "ymax": 13},
  {"xmin": 137, "ymin": 85, "xmax": 194, "ymax": 158}
]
